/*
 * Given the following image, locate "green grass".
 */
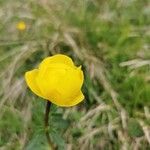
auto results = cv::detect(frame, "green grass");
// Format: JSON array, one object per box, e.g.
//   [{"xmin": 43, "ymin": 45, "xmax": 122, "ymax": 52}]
[{"xmin": 0, "ymin": 0, "xmax": 150, "ymax": 149}]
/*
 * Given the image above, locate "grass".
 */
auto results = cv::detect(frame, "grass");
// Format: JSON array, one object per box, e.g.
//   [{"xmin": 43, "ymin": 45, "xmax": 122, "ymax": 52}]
[{"xmin": 0, "ymin": 0, "xmax": 150, "ymax": 149}]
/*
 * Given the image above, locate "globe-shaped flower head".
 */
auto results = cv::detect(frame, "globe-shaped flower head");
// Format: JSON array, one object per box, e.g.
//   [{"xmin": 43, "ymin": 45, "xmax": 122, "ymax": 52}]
[{"xmin": 25, "ymin": 54, "xmax": 84, "ymax": 107}]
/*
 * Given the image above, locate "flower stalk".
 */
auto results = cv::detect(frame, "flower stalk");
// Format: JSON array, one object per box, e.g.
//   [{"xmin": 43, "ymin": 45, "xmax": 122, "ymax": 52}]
[{"xmin": 44, "ymin": 101, "xmax": 55, "ymax": 150}]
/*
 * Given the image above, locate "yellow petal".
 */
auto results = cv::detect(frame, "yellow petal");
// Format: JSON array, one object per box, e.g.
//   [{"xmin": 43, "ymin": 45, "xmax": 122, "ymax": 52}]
[
  {"xmin": 57, "ymin": 66, "xmax": 84, "ymax": 100},
  {"xmin": 36, "ymin": 63, "xmax": 68, "ymax": 99},
  {"xmin": 17, "ymin": 21, "xmax": 26, "ymax": 31},
  {"xmin": 36, "ymin": 64, "xmax": 84, "ymax": 106},
  {"xmin": 25, "ymin": 69, "xmax": 46, "ymax": 99},
  {"xmin": 50, "ymin": 90, "xmax": 84, "ymax": 107},
  {"xmin": 48, "ymin": 67, "xmax": 84, "ymax": 106},
  {"xmin": 39, "ymin": 54, "xmax": 75, "ymax": 70}
]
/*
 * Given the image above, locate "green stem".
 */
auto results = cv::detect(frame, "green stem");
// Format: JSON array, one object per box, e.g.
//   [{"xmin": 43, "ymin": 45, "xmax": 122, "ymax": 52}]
[{"xmin": 44, "ymin": 101, "xmax": 55, "ymax": 150}]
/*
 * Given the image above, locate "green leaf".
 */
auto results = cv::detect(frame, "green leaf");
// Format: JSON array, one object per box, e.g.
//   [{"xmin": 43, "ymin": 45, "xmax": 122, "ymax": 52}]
[
  {"xmin": 25, "ymin": 135, "xmax": 48, "ymax": 150},
  {"xmin": 51, "ymin": 113, "xmax": 70, "ymax": 131},
  {"xmin": 50, "ymin": 130, "xmax": 65, "ymax": 150},
  {"xmin": 0, "ymin": 108, "xmax": 22, "ymax": 146},
  {"xmin": 128, "ymin": 118, "xmax": 144, "ymax": 137}
]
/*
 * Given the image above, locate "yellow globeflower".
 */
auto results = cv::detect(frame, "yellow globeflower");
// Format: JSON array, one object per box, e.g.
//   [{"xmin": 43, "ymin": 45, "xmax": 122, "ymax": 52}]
[
  {"xmin": 17, "ymin": 21, "xmax": 26, "ymax": 31},
  {"xmin": 25, "ymin": 54, "xmax": 84, "ymax": 107}
]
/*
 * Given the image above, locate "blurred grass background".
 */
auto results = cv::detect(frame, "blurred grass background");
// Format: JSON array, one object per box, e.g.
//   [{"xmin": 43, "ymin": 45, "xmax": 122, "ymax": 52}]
[{"xmin": 0, "ymin": 0, "xmax": 150, "ymax": 149}]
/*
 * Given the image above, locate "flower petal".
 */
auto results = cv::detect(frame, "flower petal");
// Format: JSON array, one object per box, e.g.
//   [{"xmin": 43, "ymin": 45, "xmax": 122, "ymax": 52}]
[
  {"xmin": 57, "ymin": 66, "xmax": 84, "ymax": 100},
  {"xmin": 25, "ymin": 69, "xmax": 46, "ymax": 99},
  {"xmin": 36, "ymin": 63, "xmax": 68, "ymax": 99},
  {"xmin": 39, "ymin": 54, "xmax": 75, "ymax": 70},
  {"xmin": 50, "ymin": 90, "xmax": 84, "ymax": 107}
]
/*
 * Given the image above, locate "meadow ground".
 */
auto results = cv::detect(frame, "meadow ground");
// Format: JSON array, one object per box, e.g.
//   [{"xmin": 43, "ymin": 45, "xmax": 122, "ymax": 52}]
[{"xmin": 0, "ymin": 0, "xmax": 150, "ymax": 150}]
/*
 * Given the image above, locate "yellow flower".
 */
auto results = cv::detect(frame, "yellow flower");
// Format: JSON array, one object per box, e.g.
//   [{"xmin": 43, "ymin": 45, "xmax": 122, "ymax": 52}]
[
  {"xmin": 25, "ymin": 54, "xmax": 84, "ymax": 107},
  {"xmin": 17, "ymin": 21, "xmax": 26, "ymax": 31}
]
